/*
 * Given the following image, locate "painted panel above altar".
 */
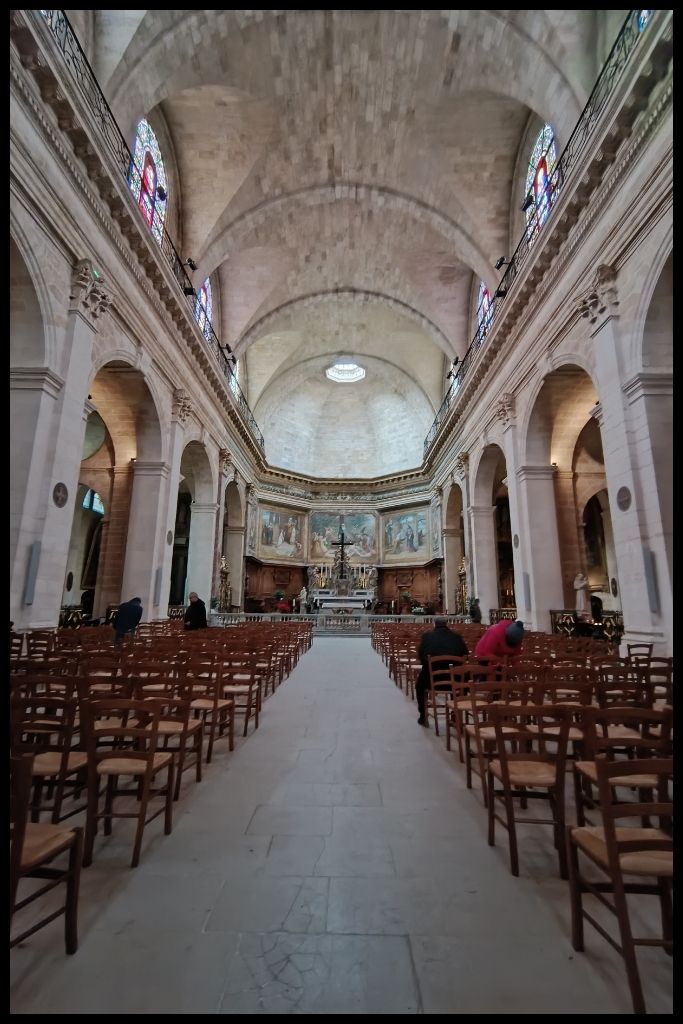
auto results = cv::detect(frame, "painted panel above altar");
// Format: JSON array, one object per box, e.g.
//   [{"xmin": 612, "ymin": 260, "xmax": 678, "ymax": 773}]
[
  {"xmin": 257, "ymin": 504, "xmax": 306, "ymax": 562},
  {"xmin": 309, "ymin": 511, "xmax": 377, "ymax": 563},
  {"xmin": 381, "ymin": 507, "xmax": 430, "ymax": 563}
]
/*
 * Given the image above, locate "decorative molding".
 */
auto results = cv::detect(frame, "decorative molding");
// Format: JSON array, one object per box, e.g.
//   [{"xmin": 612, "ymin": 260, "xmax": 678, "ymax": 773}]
[
  {"xmin": 589, "ymin": 401, "xmax": 604, "ymax": 427},
  {"xmin": 219, "ymin": 448, "xmax": 233, "ymax": 476},
  {"xmin": 131, "ymin": 460, "xmax": 170, "ymax": 478},
  {"xmin": 82, "ymin": 397, "xmax": 97, "ymax": 421},
  {"xmin": 623, "ymin": 371, "xmax": 673, "ymax": 403},
  {"xmin": 172, "ymin": 388, "xmax": 192, "ymax": 424},
  {"xmin": 516, "ymin": 464, "xmax": 557, "ymax": 482},
  {"xmin": 494, "ymin": 392, "xmax": 515, "ymax": 428},
  {"xmin": 454, "ymin": 453, "xmax": 469, "ymax": 479},
  {"xmin": 576, "ymin": 263, "xmax": 619, "ymax": 327},
  {"xmin": 69, "ymin": 258, "xmax": 112, "ymax": 322},
  {"xmin": 9, "ymin": 366, "xmax": 64, "ymax": 398}
]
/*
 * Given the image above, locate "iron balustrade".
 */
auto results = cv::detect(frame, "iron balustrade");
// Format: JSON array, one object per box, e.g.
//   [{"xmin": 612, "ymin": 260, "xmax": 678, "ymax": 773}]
[
  {"xmin": 35, "ymin": 10, "xmax": 264, "ymax": 452},
  {"xmin": 424, "ymin": 9, "xmax": 658, "ymax": 460}
]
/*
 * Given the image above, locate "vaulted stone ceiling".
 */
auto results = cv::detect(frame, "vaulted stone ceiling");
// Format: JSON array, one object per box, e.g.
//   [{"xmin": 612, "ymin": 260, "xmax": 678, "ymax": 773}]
[{"xmin": 88, "ymin": 9, "xmax": 610, "ymax": 477}]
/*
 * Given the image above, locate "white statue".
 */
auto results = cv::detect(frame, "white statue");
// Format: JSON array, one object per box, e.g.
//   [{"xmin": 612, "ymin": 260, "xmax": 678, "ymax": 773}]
[
  {"xmin": 299, "ymin": 586, "xmax": 307, "ymax": 603},
  {"xmin": 573, "ymin": 572, "xmax": 589, "ymax": 615}
]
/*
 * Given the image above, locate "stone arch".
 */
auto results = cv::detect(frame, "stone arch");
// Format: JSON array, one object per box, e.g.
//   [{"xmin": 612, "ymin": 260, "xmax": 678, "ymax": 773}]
[
  {"xmin": 221, "ymin": 478, "xmax": 245, "ymax": 610},
  {"xmin": 224, "ymin": 479, "xmax": 244, "ymax": 527},
  {"xmin": 471, "ymin": 443, "xmax": 506, "ymax": 507},
  {"xmin": 471, "ymin": 443, "xmax": 509, "ymax": 618},
  {"xmin": 10, "ymin": 234, "xmax": 49, "ymax": 368},
  {"xmin": 522, "ymin": 364, "xmax": 598, "ymax": 471},
  {"xmin": 237, "ymin": 289, "xmax": 454, "ymax": 360},
  {"xmin": 173, "ymin": 441, "xmax": 217, "ymax": 605},
  {"xmin": 640, "ymin": 252, "xmax": 673, "ymax": 373},
  {"xmin": 444, "ymin": 481, "xmax": 466, "ymax": 613}
]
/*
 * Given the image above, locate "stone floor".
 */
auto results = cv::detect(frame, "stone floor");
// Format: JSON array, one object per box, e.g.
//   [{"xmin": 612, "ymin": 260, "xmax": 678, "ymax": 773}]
[{"xmin": 11, "ymin": 638, "xmax": 673, "ymax": 1014}]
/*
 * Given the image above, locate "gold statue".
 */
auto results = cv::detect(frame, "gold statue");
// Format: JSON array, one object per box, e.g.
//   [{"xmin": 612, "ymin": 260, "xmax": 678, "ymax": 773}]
[{"xmin": 218, "ymin": 556, "xmax": 231, "ymax": 611}]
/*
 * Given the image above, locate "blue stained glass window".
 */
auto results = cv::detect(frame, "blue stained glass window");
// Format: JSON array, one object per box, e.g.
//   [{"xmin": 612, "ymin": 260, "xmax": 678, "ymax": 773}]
[
  {"xmin": 194, "ymin": 278, "xmax": 213, "ymax": 339},
  {"xmin": 637, "ymin": 10, "xmax": 653, "ymax": 31},
  {"xmin": 82, "ymin": 489, "xmax": 105, "ymax": 515},
  {"xmin": 524, "ymin": 124, "xmax": 558, "ymax": 244},
  {"xmin": 128, "ymin": 119, "xmax": 168, "ymax": 245}
]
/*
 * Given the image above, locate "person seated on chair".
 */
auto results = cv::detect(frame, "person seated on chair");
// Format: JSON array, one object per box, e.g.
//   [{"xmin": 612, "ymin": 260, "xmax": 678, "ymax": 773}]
[
  {"xmin": 184, "ymin": 591, "xmax": 207, "ymax": 630},
  {"xmin": 415, "ymin": 617, "xmax": 468, "ymax": 727},
  {"xmin": 474, "ymin": 618, "xmax": 524, "ymax": 666},
  {"xmin": 112, "ymin": 597, "xmax": 143, "ymax": 646}
]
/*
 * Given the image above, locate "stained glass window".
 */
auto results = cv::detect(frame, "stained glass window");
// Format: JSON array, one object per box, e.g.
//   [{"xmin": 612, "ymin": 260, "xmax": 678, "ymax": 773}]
[
  {"xmin": 637, "ymin": 10, "xmax": 653, "ymax": 31},
  {"xmin": 524, "ymin": 124, "xmax": 558, "ymax": 244},
  {"xmin": 128, "ymin": 118, "xmax": 167, "ymax": 245},
  {"xmin": 477, "ymin": 282, "xmax": 494, "ymax": 341},
  {"xmin": 82, "ymin": 489, "xmax": 105, "ymax": 515},
  {"xmin": 194, "ymin": 278, "xmax": 213, "ymax": 339}
]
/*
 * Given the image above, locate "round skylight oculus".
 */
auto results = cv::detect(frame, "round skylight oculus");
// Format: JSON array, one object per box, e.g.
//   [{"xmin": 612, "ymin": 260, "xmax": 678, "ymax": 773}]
[{"xmin": 325, "ymin": 361, "xmax": 365, "ymax": 383}]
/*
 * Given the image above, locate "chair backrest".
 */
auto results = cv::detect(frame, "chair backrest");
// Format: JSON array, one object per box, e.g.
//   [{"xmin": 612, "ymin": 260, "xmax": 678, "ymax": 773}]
[
  {"xmin": 594, "ymin": 755, "xmax": 673, "ymax": 853},
  {"xmin": 11, "ymin": 692, "xmax": 79, "ymax": 760},
  {"xmin": 488, "ymin": 704, "xmax": 571, "ymax": 776},
  {"xmin": 79, "ymin": 698, "xmax": 163, "ymax": 766},
  {"xmin": 427, "ymin": 654, "xmax": 466, "ymax": 689},
  {"xmin": 10, "ymin": 673, "xmax": 79, "ymax": 699},
  {"xmin": 626, "ymin": 642, "xmax": 654, "ymax": 665},
  {"xmin": 580, "ymin": 705, "xmax": 673, "ymax": 758}
]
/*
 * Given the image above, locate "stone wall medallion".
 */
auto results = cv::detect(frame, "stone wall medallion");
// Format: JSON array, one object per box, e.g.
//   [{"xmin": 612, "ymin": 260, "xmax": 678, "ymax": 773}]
[
  {"xmin": 610, "ymin": 577, "xmax": 618, "ymax": 597},
  {"xmin": 167, "ymin": 531, "xmax": 174, "ymax": 545},
  {"xmin": 53, "ymin": 482, "xmax": 69, "ymax": 508},
  {"xmin": 513, "ymin": 534, "xmax": 519, "ymax": 548},
  {"xmin": 616, "ymin": 486, "xmax": 631, "ymax": 511}
]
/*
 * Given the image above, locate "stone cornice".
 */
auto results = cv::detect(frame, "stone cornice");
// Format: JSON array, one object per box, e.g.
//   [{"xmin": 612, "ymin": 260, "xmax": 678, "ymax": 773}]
[
  {"xmin": 10, "ymin": 366, "xmax": 64, "ymax": 398},
  {"xmin": 516, "ymin": 465, "xmax": 557, "ymax": 482},
  {"xmin": 623, "ymin": 371, "xmax": 673, "ymax": 402}
]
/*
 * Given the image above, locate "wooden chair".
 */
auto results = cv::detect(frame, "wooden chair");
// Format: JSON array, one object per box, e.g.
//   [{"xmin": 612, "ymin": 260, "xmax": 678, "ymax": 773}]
[
  {"xmin": 626, "ymin": 642, "xmax": 654, "ymax": 665},
  {"xmin": 10, "ymin": 753, "xmax": 83, "ymax": 954},
  {"xmin": 425, "ymin": 654, "xmax": 467, "ymax": 736},
  {"xmin": 10, "ymin": 692, "xmax": 87, "ymax": 824},
  {"xmin": 133, "ymin": 681, "xmax": 203, "ymax": 800},
  {"xmin": 79, "ymin": 698, "xmax": 175, "ymax": 868},
  {"xmin": 487, "ymin": 705, "xmax": 571, "ymax": 877},
  {"xmin": 176, "ymin": 661, "xmax": 234, "ymax": 762},
  {"xmin": 462, "ymin": 674, "xmax": 525, "ymax": 804},
  {"xmin": 566, "ymin": 756, "xmax": 673, "ymax": 1015},
  {"xmin": 219, "ymin": 656, "xmax": 262, "ymax": 737}
]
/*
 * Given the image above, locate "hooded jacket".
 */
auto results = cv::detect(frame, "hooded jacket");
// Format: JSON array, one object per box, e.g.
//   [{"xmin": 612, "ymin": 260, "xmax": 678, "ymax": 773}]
[{"xmin": 474, "ymin": 619, "xmax": 524, "ymax": 661}]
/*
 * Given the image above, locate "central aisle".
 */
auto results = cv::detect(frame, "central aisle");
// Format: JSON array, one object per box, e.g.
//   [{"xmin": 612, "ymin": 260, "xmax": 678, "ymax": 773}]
[{"xmin": 11, "ymin": 638, "xmax": 671, "ymax": 1014}]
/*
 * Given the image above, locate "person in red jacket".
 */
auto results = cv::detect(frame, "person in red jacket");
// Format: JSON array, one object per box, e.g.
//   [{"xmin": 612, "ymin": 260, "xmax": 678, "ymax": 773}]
[{"xmin": 474, "ymin": 619, "xmax": 524, "ymax": 663}]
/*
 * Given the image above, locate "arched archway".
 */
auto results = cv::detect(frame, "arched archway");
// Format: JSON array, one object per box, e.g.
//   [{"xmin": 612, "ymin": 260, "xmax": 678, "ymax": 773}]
[
  {"xmin": 471, "ymin": 444, "xmax": 509, "ymax": 622},
  {"xmin": 221, "ymin": 480, "xmax": 245, "ymax": 610},
  {"xmin": 522, "ymin": 364, "xmax": 599, "ymax": 628},
  {"xmin": 443, "ymin": 484, "xmax": 466, "ymax": 613},
  {"xmin": 75, "ymin": 361, "xmax": 164, "ymax": 618},
  {"xmin": 170, "ymin": 441, "xmax": 217, "ymax": 606}
]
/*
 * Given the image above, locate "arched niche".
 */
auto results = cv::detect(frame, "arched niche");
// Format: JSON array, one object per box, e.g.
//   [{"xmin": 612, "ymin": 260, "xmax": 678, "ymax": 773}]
[
  {"xmin": 222, "ymin": 479, "xmax": 245, "ymax": 610},
  {"xmin": 471, "ymin": 444, "xmax": 508, "ymax": 617},
  {"xmin": 170, "ymin": 441, "xmax": 216, "ymax": 606},
  {"xmin": 444, "ymin": 482, "xmax": 466, "ymax": 613}
]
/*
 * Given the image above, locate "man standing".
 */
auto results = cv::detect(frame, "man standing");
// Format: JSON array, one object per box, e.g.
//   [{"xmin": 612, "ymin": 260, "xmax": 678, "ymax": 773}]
[
  {"xmin": 415, "ymin": 617, "xmax": 469, "ymax": 726},
  {"xmin": 112, "ymin": 597, "xmax": 142, "ymax": 647},
  {"xmin": 184, "ymin": 591, "xmax": 207, "ymax": 630}
]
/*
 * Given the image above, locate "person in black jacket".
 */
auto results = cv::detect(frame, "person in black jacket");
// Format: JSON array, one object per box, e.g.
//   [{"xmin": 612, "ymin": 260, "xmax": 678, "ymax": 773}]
[
  {"xmin": 184, "ymin": 592, "xmax": 207, "ymax": 630},
  {"xmin": 112, "ymin": 597, "xmax": 142, "ymax": 646},
  {"xmin": 415, "ymin": 617, "xmax": 469, "ymax": 726}
]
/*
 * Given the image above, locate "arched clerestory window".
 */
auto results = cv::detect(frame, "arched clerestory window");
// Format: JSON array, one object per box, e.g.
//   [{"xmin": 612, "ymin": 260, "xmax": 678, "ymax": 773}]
[
  {"xmin": 194, "ymin": 278, "xmax": 213, "ymax": 339},
  {"xmin": 524, "ymin": 124, "xmax": 558, "ymax": 244},
  {"xmin": 476, "ymin": 281, "xmax": 494, "ymax": 342},
  {"xmin": 128, "ymin": 118, "xmax": 168, "ymax": 244}
]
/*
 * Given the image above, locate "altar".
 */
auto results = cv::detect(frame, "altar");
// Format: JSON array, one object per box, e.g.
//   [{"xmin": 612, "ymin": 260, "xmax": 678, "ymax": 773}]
[{"xmin": 306, "ymin": 526, "xmax": 377, "ymax": 612}]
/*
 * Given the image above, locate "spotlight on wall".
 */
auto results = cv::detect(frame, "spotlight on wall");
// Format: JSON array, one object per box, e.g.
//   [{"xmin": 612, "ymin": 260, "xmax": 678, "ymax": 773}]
[
  {"xmin": 156, "ymin": 185, "xmax": 167, "ymax": 202},
  {"xmin": 183, "ymin": 286, "xmax": 196, "ymax": 296},
  {"xmin": 521, "ymin": 192, "xmax": 534, "ymax": 212},
  {"xmin": 494, "ymin": 256, "xmax": 509, "ymax": 270},
  {"xmin": 494, "ymin": 286, "xmax": 508, "ymax": 299},
  {"xmin": 183, "ymin": 257, "xmax": 198, "ymax": 272}
]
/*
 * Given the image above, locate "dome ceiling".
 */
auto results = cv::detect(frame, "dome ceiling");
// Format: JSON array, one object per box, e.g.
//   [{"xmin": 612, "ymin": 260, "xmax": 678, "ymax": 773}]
[{"xmin": 94, "ymin": 9, "xmax": 600, "ymax": 477}]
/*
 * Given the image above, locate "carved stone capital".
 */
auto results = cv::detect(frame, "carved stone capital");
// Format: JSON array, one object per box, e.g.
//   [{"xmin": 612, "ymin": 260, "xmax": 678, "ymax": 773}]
[
  {"xmin": 246, "ymin": 483, "xmax": 258, "ymax": 506},
  {"xmin": 454, "ymin": 453, "xmax": 469, "ymax": 479},
  {"xmin": 219, "ymin": 448, "xmax": 233, "ymax": 475},
  {"xmin": 495, "ymin": 392, "xmax": 515, "ymax": 428},
  {"xmin": 172, "ymin": 388, "xmax": 192, "ymax": 424},
  {"xmin": 69, "ymin": 258, "xmax": 112, "ymax": 322},
  {"xmin": 577, "ymin": 263, "xmax": 619, "ymax": 327}
]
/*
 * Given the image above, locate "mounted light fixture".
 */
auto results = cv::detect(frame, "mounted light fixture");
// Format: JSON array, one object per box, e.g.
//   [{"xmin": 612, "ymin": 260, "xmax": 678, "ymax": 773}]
[
  {"xmin": 521, "ymin": 192, "xmax": 535, "ymax": 213},
  {"xmin": 183, "ymin": 286, "xmax": 195, "ymax": 296},
  {"xmin": 494, "ymin": 286, "xmax": 508, "ymax": 299},
  {"xmin": 183, "ymin": 257, "xmax": 197, "ymax": 272},
  {"xmin": 494, "ymin": 256, "xmax": 509, "ymax": 270},
  {"xmin": 156, "ymin": 185, "xmax": 167, "ymax": 202}
]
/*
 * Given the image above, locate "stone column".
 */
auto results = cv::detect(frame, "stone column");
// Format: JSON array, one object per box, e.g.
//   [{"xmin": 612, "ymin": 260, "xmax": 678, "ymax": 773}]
[
  {"xmin": 578, "ymin": 265, "xmax": 669, "ymax": 652},
  {"xmin": 120, "ymin": 460, "xmax": 170, "ymax": 619},
  {"xmin": 154, "ymin": 389, "xmax": 192, "ymax": 618},
  {"xmin": 211, "ymin": 449, "xmax": 232, "ymax": 601},
  {"xmin": 10, "ymin": 259, "xmax": 111, "ymax": 627},
  {"xmin": 453, "ymin": 453, "xmax": 474, "ymax": 607},
  {"xmin": 226, "ymin": 525, "xmax": 247, "ymax": 609},
  {"xmin": 442, "ymin": 526, "xmax": 463, "ymax": 614},
  {"xmin": 469, "ymin": 504, "xmax": 498, "ymax": 625},
  {"xmin": 516, "ymin": 465, "xmax": 564, "ymax": 632},
  {"xmin": 496, "ymin": 393, "xmax": 527, "ymax": 623},
  {"xmin": 94, "ymin": 464, "xmax": 133, "ymax": 616},
  {"xmin": 185, "ymin": 503, "xmax": 219, "ymax": 605}
]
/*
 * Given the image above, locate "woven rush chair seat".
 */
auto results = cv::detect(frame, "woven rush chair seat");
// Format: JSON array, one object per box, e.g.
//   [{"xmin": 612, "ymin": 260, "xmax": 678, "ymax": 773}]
[
  {"xmin": 96, "ymin": 751, "xmax": 173, "ymax": 775},
  {"xmin": 20, "ymin": 822, "xmax": 79, "ymax": 872},
  {"xmin": 570, "ymin": 826, "xmax": 673, "ymax": 876},
  {"xmin": 32, "ymin": 751, "xmax": 88, "ymax": 776},
  {"xmin": 489, "ymin": 758, "xmax": 557, "ymax": 787},
  {"xmin": 574, "ymin": 760, "xmax": 660, "ymax": 789}
]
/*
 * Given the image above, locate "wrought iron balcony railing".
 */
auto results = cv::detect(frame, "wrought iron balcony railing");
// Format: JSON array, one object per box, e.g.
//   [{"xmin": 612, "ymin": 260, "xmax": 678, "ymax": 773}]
[
  {"xmin": 424, "ymin": 9, "xmax": 658, "ymax": 460},
  {"xmin": 34, "ymin": 10, "xmax": 265, "ymax": 452}
]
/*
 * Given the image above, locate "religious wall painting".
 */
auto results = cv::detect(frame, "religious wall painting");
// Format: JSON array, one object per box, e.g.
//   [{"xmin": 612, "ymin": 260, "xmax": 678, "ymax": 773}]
[
  {"xmin": 430, "ymin": 498, "xmax": 442, "ymax": 557},
  {"xmin": 257, "ymin": 505, "xmax": 305, "ymax": 562},
  {"xmin": 308, "ymin": 512, "xmax": 377, "ymax": 563},
  {"xmin": 381, "ymin": 508, "xmax": 429, "ymax": 563},
  {"xmin": 247, "ymin": 502, "xmax": 258, "ymax": 555}
]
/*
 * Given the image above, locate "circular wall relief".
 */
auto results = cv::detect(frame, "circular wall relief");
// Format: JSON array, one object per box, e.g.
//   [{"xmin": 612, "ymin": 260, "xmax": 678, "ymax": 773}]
[
  {"xmin": 52, "ymin": 482, "xmax": 69, "ymax": 508},
  {"xmin": 65, "ymin": 571, "xmax": 74, "ymax": 592},
  {"xmin": 616, "ymin": 486, "xmax": 631, "ymax": 511},
  {"xmin": 167, "ymin": 530, "xmax": 174, "ymax": 545},
  {"xmin": 610, "ymin": 577, "xmax": 618, "ymax": 597},
  {"xmin": 513, "ymin": 534, "xmax": 519, "ymax": 549}
]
